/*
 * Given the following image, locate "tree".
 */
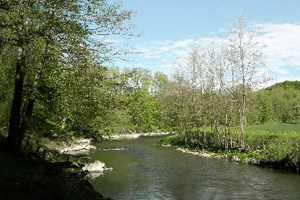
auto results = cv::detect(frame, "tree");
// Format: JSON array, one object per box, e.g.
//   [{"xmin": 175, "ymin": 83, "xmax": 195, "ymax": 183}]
[
  {"xmin": 128, "ymin": 88, "xmax": 158, "ymax": 132},
  {"xmin": 226, "ymin": 14, "xmax": 266, "ymax": 146},
  {"xmin": 153, "ymin": 72, "xmax": 171, "ymax": 131},
  {"xmin": 2, "ymin": 0, "xmax": 43, "ymax": 154},
  {"xmin": 162, "ymin": 15, "xmax": 270, "ymax": 150},
  {"xmin": 1, "ymin": 0, "xmax": 135, "ymax": 155}
]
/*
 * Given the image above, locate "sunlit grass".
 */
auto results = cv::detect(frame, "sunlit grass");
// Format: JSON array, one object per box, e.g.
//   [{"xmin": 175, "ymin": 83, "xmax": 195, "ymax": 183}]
[{"xmin": 245, "ymin": 123, "xmax": 300, "ymax": 134}]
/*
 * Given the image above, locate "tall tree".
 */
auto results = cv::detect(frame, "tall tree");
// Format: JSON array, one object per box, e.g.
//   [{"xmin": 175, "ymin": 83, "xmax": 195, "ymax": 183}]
[
  {"xmin": 227, "ymin": 14, "xmax": 266, "ymax": 146},
  {"xmin": 2, "ymin": 0, "xmax": 38, "ymax": 154},
  {"xmin": 1, "ymin": 0, "xmax": 135, "ymax": 155}
]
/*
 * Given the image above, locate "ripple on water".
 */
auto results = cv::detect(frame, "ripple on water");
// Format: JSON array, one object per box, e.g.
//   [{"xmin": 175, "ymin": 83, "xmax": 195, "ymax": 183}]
[
  {"xmin": 91, "ymin": 136, "xmax": 300, "ymax": 200},
  {"xmin": 98, "ymin": 147, "xmax": 128, "ymax": 152}
]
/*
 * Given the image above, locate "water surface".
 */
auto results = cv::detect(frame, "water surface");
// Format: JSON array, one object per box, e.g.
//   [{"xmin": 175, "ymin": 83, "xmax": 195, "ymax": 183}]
[{"xmin": 89, "ymin": 136, "xmax": 300, "ymax": 200}]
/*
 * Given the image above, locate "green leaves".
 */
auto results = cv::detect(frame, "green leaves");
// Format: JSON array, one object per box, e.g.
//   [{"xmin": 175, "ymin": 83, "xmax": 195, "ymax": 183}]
[
  {"xmin": 0, "ymin": 0, "xmax": 137, "ymax": 153},
  {"xmin": 128, "ymin": 88, "xmax": 158, "ymax": 132},
  {"xmin": 248, "ymin": 85, "xmax": 300, "ymax": 124}
]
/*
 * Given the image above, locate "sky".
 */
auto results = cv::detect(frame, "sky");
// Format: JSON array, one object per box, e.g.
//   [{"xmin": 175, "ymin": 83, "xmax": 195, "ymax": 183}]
[{"xmin": 109, "ymin": 0, "xmax": 300, "ymax": 85}]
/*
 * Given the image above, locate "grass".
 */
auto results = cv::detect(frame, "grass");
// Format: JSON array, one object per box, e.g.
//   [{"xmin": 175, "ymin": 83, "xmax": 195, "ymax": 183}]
[
  {"xmin": 242, "ymin": 123, "xmax": 300, "ymax": 134},
  {"xmin": 160, "ymin": 123, "xmax": 300, "ymax": 172}
]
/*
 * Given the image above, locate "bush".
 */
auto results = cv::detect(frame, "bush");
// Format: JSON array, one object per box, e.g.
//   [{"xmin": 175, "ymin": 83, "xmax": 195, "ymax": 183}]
[{"xmin": 158, "ymin": 134, "xmax": 185, "ymax": 147}]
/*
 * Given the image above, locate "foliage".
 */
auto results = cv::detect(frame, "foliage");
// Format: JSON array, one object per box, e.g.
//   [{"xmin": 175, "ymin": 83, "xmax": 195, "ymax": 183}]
[
  {"xmin": 158, "ymin": 134, "xmax": 185, "ymax": 147},
  {"xmin": 248, "ymin": 86, "xmax": 300, "ymax": 124},
  {"xmin": 266, "ymin": 80, "xmax": 300, "ymax": 91},
  {"xmin": 128, "ymin": 88, "xmax": 158, "ymax": 132},
  {"xmin": 0, "ymin": 0, "xmax": 136, "ymax": 154}
]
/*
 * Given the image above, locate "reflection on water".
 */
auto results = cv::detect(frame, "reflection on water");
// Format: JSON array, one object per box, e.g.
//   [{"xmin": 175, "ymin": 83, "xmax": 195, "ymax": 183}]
[{"xmin": 89, "ymin": 136, "xmax": 300, "ymax": 200}]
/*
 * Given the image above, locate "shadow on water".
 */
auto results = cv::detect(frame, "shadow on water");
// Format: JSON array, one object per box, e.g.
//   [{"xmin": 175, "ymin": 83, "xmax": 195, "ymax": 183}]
[{"xmin": 89, "ymin": 136, "xmax": 300, "ymax": 200}]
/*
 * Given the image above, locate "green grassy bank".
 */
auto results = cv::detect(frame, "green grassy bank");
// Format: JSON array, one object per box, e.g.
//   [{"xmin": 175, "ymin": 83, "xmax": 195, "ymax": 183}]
[{"xmin": 159, "ymin": 123, "xmax": 300, "ymax": 172}]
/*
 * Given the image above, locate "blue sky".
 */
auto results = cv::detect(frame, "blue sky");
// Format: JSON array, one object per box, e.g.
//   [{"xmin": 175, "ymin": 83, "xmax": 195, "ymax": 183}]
[{"xmin": 109, "ymin": 0, "xmax": 300, "ymax": 84}]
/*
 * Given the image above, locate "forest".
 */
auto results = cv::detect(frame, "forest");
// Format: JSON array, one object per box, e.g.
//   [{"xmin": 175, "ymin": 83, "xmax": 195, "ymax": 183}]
[{"xmin": 1, "ymin": 0, "xmax": 300, "ymax": 199}]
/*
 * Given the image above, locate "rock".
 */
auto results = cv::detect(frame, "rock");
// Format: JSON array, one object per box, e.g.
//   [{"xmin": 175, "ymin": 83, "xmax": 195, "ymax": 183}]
[
  {"xmin": 32, "ymin": 137, "xmax": 111, "ymax": 180},
  {"xmin": 104, "ymin": 167, "xmax": 113, "ymax": 171},
  {"xmin": 74, "ymin": 139, "xmax": 91, "ymax": 144},
  {"xmin": 222, "ymin": 154, "xmax": 228, "ymax": 160},
  {"xmin": 201, "ymin": 153, "xmax": 212, "ymax": 157},
  {"xmin": 85, "ymin": 172, "xmax": 104, "ymax": 179},
  {"xmin": 51, "ymin": 138, "xmax": 96, "ymax": 156},
  {"xmin": 59, "ymin": 144, "xmax": 96, "ymax": 155},
  {"xmin": 82, "ymin": 160, "xmax": 106, "ymax": 173},
  {"xmin": 109, "ymin": 133, "xmax": 140, "ymax": 140},
  {"xmin": 233, "ymin": 155, "xmax": 240, "ymax": 162},
  {"xmin": 103, "ymin": 132, "xmax": 170, "ymax": 140}
]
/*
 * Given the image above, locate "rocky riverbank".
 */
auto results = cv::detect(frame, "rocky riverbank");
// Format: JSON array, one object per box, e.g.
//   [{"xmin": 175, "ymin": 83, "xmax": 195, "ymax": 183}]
[
  {"xmin": 165, "ymin": 145, "xmax": 219, "ymax": 158},
  {"xmin": 26, "ymin": 132, "xmax": 170, "ymax": 178},
  {"xmin": 161, "ymin": 142, "xmax": 298, "ymax": 172},
  {"xmin": 162, "ymin": 144, "xmax": 268, "ymax": 169},
  {"xmin": 102, "ymin": 132, "xmax": 170, "ymax": 140},
  {"xmin": 0, "ymin": 135, "xmax": 111, "ymax": 200},
  {"xmin": 31, "ymin": 137, "xmax": 112, "ymax": 178}
]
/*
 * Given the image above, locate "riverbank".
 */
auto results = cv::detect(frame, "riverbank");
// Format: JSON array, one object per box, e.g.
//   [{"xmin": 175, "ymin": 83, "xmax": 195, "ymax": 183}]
[
  {"xmin": 0, "ymin": 134, "xmax": 113, "ymax": 200},
  {"xmin": 162, "ymin": 145, "xmax": 261, "ymax": 165},
  {"xmin": 0, "ymin": 138, "xmax": 111, "ymax": 200},
  {"xmin": 159, "ymin": 125, "xmax": 300, "ymax": 173},
  {"xmin": 28, "ymin": 136, "xmax": 113, "ymax": 177},
  {"xmin": 162, "ymin": 144, "xmax": 220, "ymax": 158}
]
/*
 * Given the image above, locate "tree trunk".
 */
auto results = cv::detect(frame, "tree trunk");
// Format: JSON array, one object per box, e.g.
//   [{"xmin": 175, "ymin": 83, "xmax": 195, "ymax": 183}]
[
  {"xmin": 4, "ymin": 47, "xmax": 26, "ymax": 155},
  {"xmin": 201, "ymin": 124, "xmax": 206, "ymax": 149},
  {"xmin": 18, "ymin": 60, "xmax": 44, "ymax": 148},
  {"xmin": 239, "ymin": 92, "xmax": 246, "ymax": 147}
]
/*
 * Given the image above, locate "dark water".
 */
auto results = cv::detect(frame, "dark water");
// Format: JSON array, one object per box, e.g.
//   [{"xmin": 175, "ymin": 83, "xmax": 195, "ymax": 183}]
[{"xmin": 89, "ymin": 136, "xmax": 300, "ymax": 200}]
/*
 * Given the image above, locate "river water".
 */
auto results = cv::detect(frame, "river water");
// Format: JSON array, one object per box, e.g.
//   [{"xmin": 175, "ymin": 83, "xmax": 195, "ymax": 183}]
[{"xmin": 89, "ymin": 136, "xmax": 300, "ymax": 200}]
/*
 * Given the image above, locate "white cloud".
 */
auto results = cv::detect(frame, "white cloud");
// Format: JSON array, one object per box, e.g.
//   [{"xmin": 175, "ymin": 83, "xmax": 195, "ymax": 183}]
[
  {"xmin": 256, "ymin": 23, "xmax": 300, "ymax": 76},
  {"xmin": 173, "ymin": 39, "xmax": 194, "ymax": 48},
  {"xmin": 124, "ymin": 22, "xmax": 300, "ymax": 79},
  {"xmin": 219, "ymin": 28, "xmax": 227, "ymax": 33},
  {"xmin": 266, "ymin": 65, "xmax": 289, "ymax": 75},
  {"xmin": 103, "ymin": 39, "xmax": 118, "ymax": 43},
  {"xmin": 154, "ymin": 40, "xmax": 172, "ymax": 46},
  {"xmin": 195, "ymin": 37, "xmax": 226, "ymax": 45},
  {"xmin": 136, "ymin": 39, "xmax": 195, "ymax": 62}
]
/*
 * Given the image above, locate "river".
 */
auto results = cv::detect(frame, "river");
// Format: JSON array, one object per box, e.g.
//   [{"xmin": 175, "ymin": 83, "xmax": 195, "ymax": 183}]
[{"xmin": 89, "ymin": 136, "xmax": 300, "ymax": 200}]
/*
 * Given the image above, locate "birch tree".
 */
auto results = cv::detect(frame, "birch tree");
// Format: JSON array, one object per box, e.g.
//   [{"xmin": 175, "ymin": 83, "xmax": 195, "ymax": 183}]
[
  {"xmin": 227, "ymin": 14, "xmax": 266, "ymax": 146},
  {"xmin": 185, "ymin": 45, "xmax": 203, "ymax": 144}
]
